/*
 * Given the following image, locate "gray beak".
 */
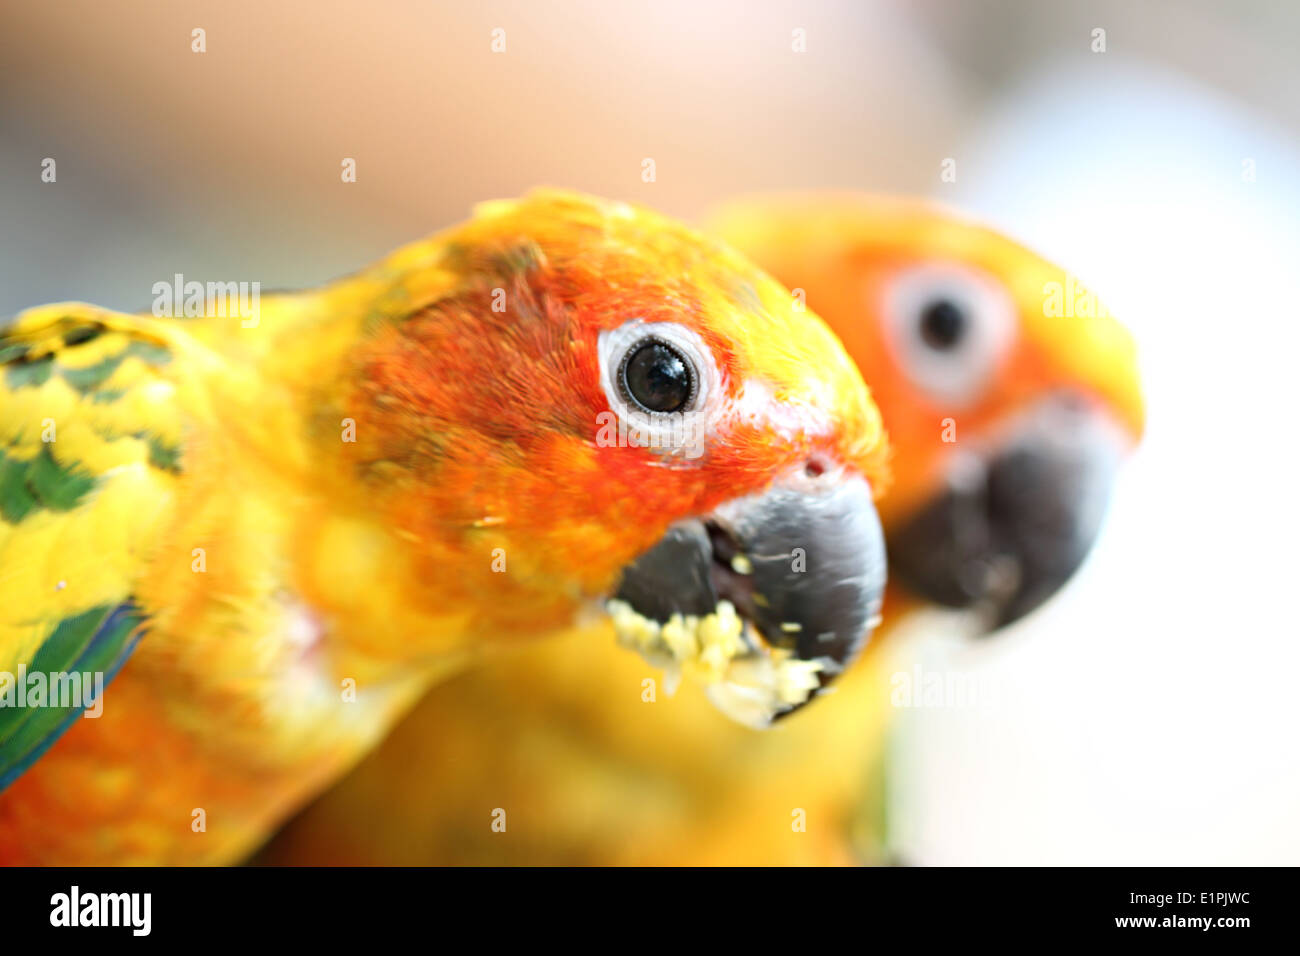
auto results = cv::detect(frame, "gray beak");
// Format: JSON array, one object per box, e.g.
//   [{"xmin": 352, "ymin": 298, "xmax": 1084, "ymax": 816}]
[
  {"xmin": 613, "ymin": 468, "xmax": 886, "ymax": 718},
  {"xmin": 888, "ymin": 391, "xmax": 1128, "ymax": 628}
]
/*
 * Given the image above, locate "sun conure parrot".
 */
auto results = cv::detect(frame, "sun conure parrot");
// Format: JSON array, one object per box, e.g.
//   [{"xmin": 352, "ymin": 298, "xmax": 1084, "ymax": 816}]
[
  {"xmin": 0, "ymin": 189, "xmax": 895, "ymax": 865},
  {"xmin": 254, "ymin": 193, "xmax": 1143, "ymax": 866}
]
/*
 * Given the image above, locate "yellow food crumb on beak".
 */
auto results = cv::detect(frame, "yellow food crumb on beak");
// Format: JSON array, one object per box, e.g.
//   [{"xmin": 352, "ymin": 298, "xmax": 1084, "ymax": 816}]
[{"xmin": 606, "ymin": 598, "xmax": 827, "ymax": 728}]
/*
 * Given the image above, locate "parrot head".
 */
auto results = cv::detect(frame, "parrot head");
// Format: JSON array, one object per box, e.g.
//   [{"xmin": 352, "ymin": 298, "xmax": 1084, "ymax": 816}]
[
  {"xmin": 708, "ymin": 194, "xmax": 1143, "ymax": 628},
  {"xmin": 337, "ymin": 190, "xmax": 890, "ymax": 723}
]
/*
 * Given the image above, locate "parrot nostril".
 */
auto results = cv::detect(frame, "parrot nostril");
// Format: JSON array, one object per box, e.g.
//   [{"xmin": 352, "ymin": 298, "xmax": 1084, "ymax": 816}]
[{"xmin": 803, "ymin": 458, "xmax": 826, "ymax": 479}]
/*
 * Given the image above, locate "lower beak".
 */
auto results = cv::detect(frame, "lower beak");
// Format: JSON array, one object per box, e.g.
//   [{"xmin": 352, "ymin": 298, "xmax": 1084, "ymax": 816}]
[
  {"xmin": 609, "ymin": 467, "xmax": 886, "ymax": 726},
  {"xmin": 889, "ymin": 391, "xmax": 1129, "ymax": 628}
]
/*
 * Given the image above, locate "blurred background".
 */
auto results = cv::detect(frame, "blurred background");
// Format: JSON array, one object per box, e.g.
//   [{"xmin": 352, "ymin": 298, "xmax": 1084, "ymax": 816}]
[{"xmin": 3, "ymin": 0, "xmax": 1298, "ymax": 863}]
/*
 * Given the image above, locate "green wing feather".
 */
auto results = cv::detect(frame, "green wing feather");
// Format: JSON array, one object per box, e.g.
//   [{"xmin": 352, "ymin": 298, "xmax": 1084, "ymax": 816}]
[{"xmin": 0, "ymin": 304, "xmax": 182, "ymax": 788}]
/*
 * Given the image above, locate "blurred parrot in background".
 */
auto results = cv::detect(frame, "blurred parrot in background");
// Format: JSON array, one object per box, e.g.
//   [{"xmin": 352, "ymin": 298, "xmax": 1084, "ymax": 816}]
[
  {"xmin": 257, "ymin": 193, "xmax": 1144, "ymax": 866},
  {"xmin": 0, "ymin": 190, "xmax": 895, "ymax": 864}
]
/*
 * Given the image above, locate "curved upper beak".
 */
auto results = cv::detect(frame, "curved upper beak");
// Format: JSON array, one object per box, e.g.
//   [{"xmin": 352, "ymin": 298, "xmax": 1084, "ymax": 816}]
[
  {"xmin": 610, "ymin": 467, "xmax": 886, "ymax": 725},
  {"xmin": 888, "ymin": 391, "xmax": 1130, "ymax": 629}
]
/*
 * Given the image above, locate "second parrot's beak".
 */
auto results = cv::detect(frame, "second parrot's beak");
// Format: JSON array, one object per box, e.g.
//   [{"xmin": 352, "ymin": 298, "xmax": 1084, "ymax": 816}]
[
  {"xmin": 888, "ymin": 391, "xmax": 1130, "ymax": 629},
  {"xmin": 608, "ymin": 467, "xmax": 886, "ymax": 727}
]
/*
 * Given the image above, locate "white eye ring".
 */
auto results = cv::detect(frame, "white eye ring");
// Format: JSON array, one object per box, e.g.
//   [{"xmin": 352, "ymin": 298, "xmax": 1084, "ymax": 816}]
[
  {"xmin": 882, "ymin": 263, "xmax": 1016, "ymax": 407},
  {"xmin": 597, "ymin": 320, "xmax": 723, "ymax": 457}
]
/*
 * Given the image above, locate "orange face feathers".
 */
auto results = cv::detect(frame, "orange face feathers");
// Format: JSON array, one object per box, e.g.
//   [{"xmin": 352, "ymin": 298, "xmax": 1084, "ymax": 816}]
[
  {"xmin": 708, "ymin": 194, "xmax": 1142, "ymax": 517},
  {"xmin": 334, "ymin": 190, "xmax": 890, "ymax": 613}
]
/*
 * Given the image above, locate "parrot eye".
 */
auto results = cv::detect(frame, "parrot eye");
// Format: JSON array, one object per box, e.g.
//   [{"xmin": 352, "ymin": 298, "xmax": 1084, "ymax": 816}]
[
  {"xmin": 597, "ymin": 320, "xmax": 722, "ymax": 457},
  {"xmin": 619, "ymin": 338, "xmax": 696, "ymax": 414},
  {"xmin": 918, "ymin": 298, "xmax": 967, "ymax": 350},
  {"xmin": 884, "ymin": 264, "xmax": 1016, "ymax": 407}
]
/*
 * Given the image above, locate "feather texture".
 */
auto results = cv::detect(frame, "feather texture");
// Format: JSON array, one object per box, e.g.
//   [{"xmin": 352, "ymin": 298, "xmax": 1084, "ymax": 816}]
[{"xmin": 0, "ymin": 190, "xmax": 889, "ymax": 863}]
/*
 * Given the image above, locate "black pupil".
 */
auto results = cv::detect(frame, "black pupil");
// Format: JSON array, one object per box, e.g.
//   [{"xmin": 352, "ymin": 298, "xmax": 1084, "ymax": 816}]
[
  {"xmin": 623, "ymin": 341, "xmax": 692, "ymax": 413},
  {"xmin": 919, "ymin": 299, "xmax": 966, "ymax": 350}
]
